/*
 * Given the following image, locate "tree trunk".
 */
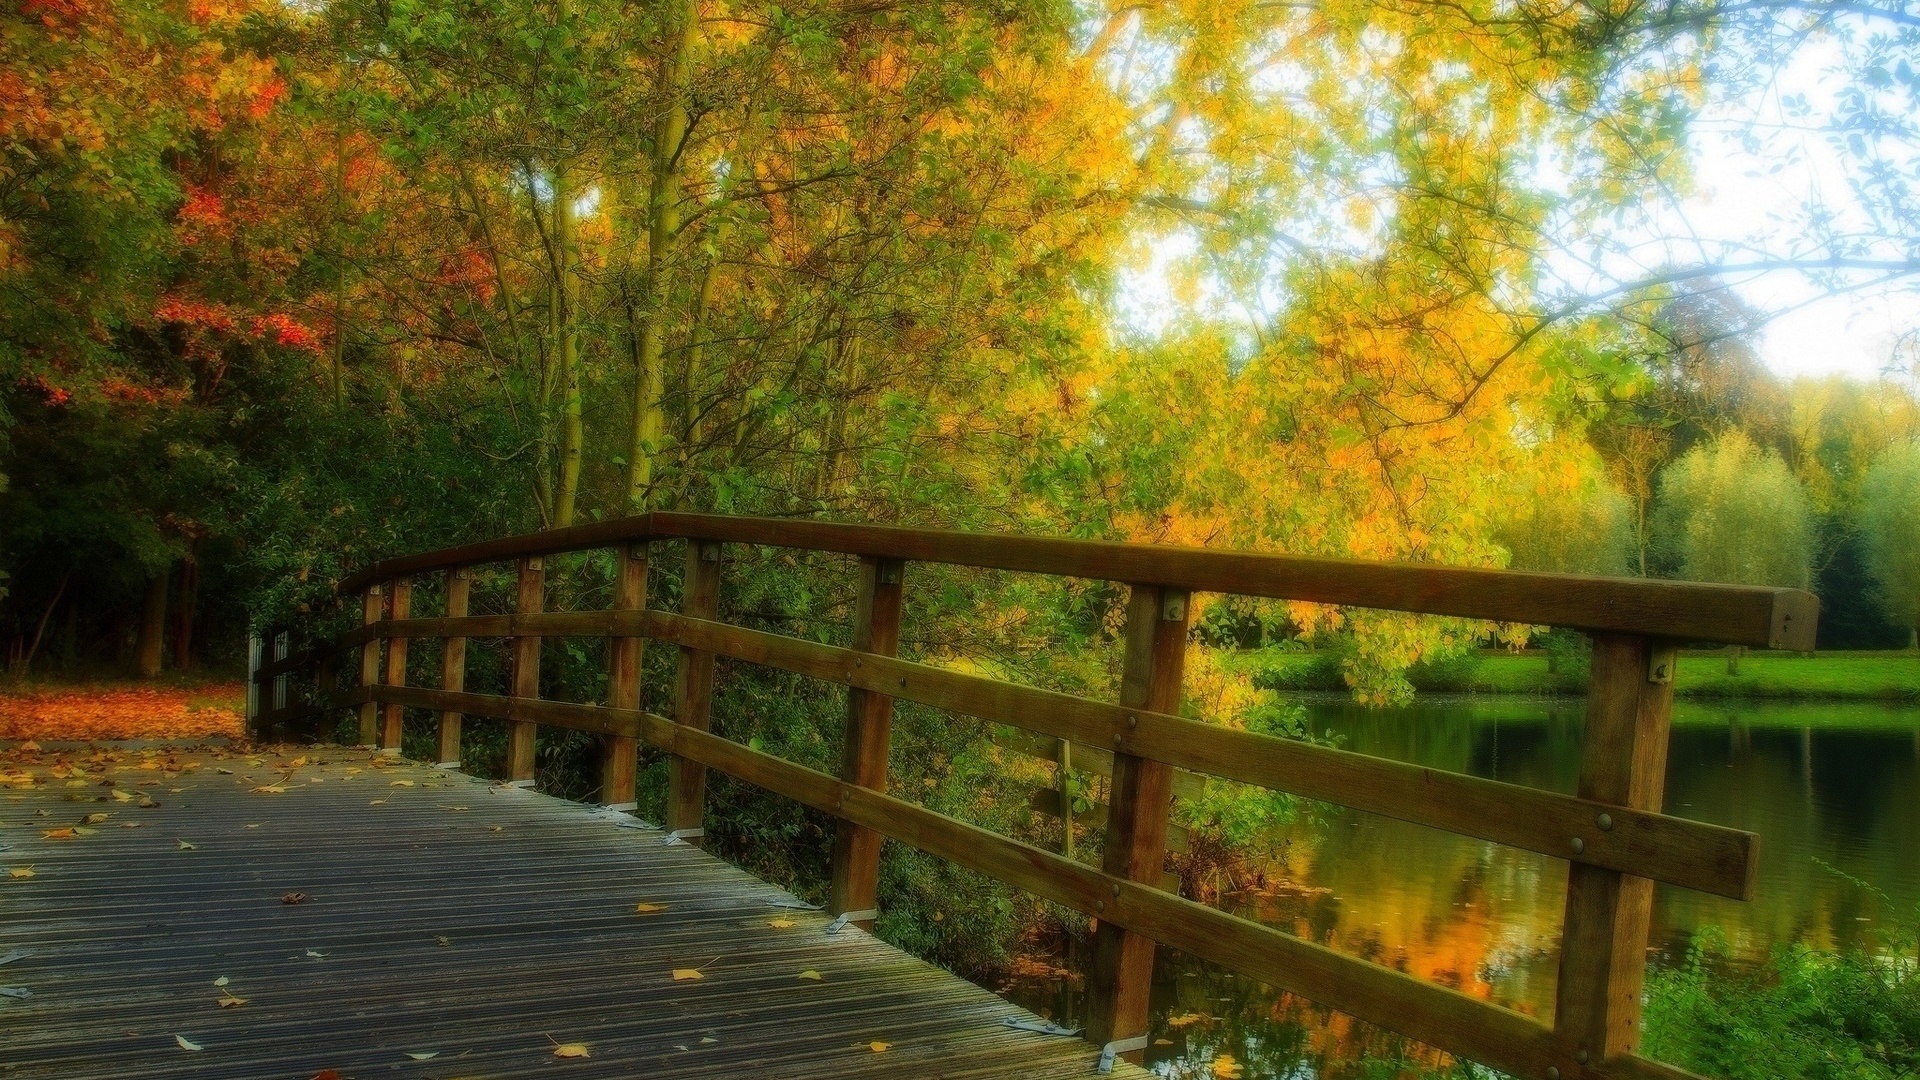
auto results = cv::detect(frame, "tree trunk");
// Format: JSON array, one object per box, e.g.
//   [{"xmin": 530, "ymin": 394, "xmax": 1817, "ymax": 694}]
[
  {"xmin": 135, "ymin": 572, "xmax": 169, "ymax": 678},
  {"xmin": 551, "ymin": 161, "xmax": 583, "ymax": 528},
  {"xmin": 625, "ymin": 0, "xmax": 698, "ymax": 511},
  {"xmin": 172, "ymin": 553, "xmax": 199, "ymax": 671}
]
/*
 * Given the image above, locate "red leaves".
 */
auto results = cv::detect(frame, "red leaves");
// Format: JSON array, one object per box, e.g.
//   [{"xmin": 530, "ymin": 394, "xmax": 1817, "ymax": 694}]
[{"xmin": 0, "ymin": 684, "xmax": 244, "ymax": 741}]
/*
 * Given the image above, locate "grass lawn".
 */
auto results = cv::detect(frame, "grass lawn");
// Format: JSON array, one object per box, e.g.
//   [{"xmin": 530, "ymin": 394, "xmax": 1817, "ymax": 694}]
[{"xmin": 1247, "ymin": 648, "xmax": 1920, "ymax": 703}]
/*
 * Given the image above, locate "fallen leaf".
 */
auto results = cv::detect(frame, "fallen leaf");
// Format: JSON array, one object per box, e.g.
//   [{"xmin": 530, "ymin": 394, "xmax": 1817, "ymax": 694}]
[
  {"xmin": 304, "ymin": 949, "xmax": 326, "ymax": 958},
  {"xmin": 1213, "ymin": 1054, "xmax": 1245, "ymax": 1079},
  {"xmin": 176, "ymin": 839, "xmax": 197, "ymax": 850},
  {"xmin": 404, "ymin": 1051, "xmax": 438, "ymax": 1061},
  {"xmin": 288, "ymin": 757, "xmax": 307, "ymax": 768},
  {"xmin": 435, "ymin": 936, "xmax": 452, "ymax": 946},
  {"xmin": 309, "ymin": 1072, "xmax": 342, "ymax": 1080},
  {"xmin": 41, "ymin": 827, "xmax": 75, "ymax": 839},
  {"xmin": 214, "ymin": 976, "xmax": 229, "ymax": 987},
  {"xmin": 111, "ymin": 789, "xmax": 134, "ymax": 803},
  {"xmin": 671, "ymin": 968, "xmax": 705, "ymax": 981},
  {"xmin": 553, "ymin": 1043, "xmax": 590, "ymax": 1059},
  {"xmin": 9, "ymin": 867, "xmax": 34, "ymax": 879},
  {"xmin": 120, "ymin": 822, "xmax": 144, "ymax": 828},
  {"xmin": 797, "ymin": 970, "xmax": 824, "ymax": 981},
  {"xmin": 281, "ymin": 892, "xmax": 308, "ymax": 905},
  {"xmin": 368, "ymin": 799, "xmax": 387, "ymax": 806},
  {"xmin": 699, "ymin": 1036, "xmax": 718, "ymax": 1044},
  {"xmin": 19, "ymin": 742, "xmax": 38, "ymax": 751},
  {"xmin": 245, "ymin": 824, "xmax": 262, "ymax": 829},
  {"xmin": 82, "ymin": 813, "xmax": 110, "ymax": 825},
  {"xmin": 390, "ymin": 780, "xmax": 414, "ymax": 787},
  {"xmin": 487, "ymin": 825, "xmax": 503, "ymax": 832},
  {"xmin": 216, "ymin": 994, "xmax": 247, "ymax": 1008},
  {"xmin": 74, "ymin": 826, "xmax": 98, "ymax": 836},
  {"xmin": 175, "ymin": 1035, "xmax": 203, "ymax": 1051},
  {"xmin": 1166, "ymin": 1013, "xmax": 1207, "ymax": 1028},
  {"xmin": 249, "ymin": 785, "xmax": 286, "ymax": 794},
  {"xmin": 868, "ymin": 1041, "xmax": 891, "ymax": 1053},
  {"xmin": 766, "ymin": 917, "xmax": 795, "ymax": 929},
  {"xmin": 634, "ymin": 903, "xmax": 667, "ymax": 914}
]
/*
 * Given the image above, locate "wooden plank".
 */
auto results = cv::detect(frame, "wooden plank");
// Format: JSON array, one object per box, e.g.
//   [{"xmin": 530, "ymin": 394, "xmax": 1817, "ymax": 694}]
[
  {"xmin": 508, "ymin": 556, "xmax": 544, "ymax": 784},
  {"xmin": 993, "ymin": 727, "xmax": 1208, "ymax": 802},
  {"xmin": 667, "ymin": 541, "xmax": 722, "ymax": 843},
  {"xmin": 380, "ymin": 577, "xmax": 411, "ymax": 752},
  {"xmin": 1554, "ymin": 636, "xmax": 1680, "ymax": 1064},
  {"xmin": 338, "ymin": 512, "xmax": 1817, "ymax": 648},
  {"xmin": 635, "ymin": 611, "xmax": 1757, "ymax": 899},
  {"xmin": 1087, "ymin": 585, "xmax": 1188, "ymax": 1058},
  {"xmin": 438, "ymin": 567, "xmax": 470, "ymax": 766},
  {"xmin": 367, "ymin": 684, "xmax": 641, "ymax": 739},
  {"xmin": 356, "ymin": 585, "xmax": 382, "ymax": 746},
  {"xmin": 1026, "ymin": 789, "xmax": 1190, "ymax": 854},
  {"xmin": 829, "ymin": 556, "xmax": 905, "ymax": 928},
  {"xmin": 645, "ymin": 706, "xmax": 1700, "ymax": 1080},
  {"xmin": 652, "ymin": 512, "xmax": 1816, "ymax": 649},
  {"xmin": 601, "ymin": 543, "xmax": 648, "ymax": 807}
]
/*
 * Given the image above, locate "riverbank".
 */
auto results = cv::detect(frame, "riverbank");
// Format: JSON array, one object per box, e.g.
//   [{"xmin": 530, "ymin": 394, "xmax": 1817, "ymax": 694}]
[{"xmin": 1249, "ymin": 649, "xmax": 1920, "ymax": 702}]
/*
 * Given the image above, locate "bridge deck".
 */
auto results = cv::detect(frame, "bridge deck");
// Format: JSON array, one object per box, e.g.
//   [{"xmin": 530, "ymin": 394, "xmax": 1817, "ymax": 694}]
[{"xmin": 1, "ymin": 744, "xmax": 1131, "ymax": 1079}]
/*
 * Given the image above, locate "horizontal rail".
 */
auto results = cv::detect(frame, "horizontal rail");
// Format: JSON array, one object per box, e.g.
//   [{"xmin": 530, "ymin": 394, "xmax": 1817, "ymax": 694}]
[
  {"xmin": 335, "ymin": 512, "xmax": 1818, "ymax": 647},
  {"xmin": 351, "ymin": 681, "xmax": 1690, "ymax": 1080},
  {"xmin": 340, "ymin": 610, "xmax": 1758, "ymax": 899}
]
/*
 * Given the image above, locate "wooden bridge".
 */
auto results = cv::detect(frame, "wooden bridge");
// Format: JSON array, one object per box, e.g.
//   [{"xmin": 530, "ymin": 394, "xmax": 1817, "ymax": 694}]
[{"xmin": 8, "ymin": 513, "xmax": 1818, "ymax": 1078}]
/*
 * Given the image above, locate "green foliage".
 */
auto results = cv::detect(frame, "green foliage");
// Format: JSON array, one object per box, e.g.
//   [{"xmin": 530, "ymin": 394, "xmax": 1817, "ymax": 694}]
[
  {"xmin": 1644, "ymin": 923, "xmax": 1920, "ymax": 1080},
  {"xmin": 1499, "ymin": 474, "xmax": 1635, "ymax": 576},
  {"xmin": 1858, "ymin": 440, "xmax": 1920, "ymax": 635},
  {"xmin": 1655, "ymin": 432, "xmax": 1816, "ymax": 589}
]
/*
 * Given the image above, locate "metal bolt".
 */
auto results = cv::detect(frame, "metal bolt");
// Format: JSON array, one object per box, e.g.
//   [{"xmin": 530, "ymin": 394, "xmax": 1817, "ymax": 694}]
[
  {"xmin": 1546, "ymin": 1069, "xmax": 1560, "ymax": 1080},
  {"xmin": 1570, "ymin": 837, "xmax": 1585, "ymax": 855},
  {"xmin": 1113, "ymin": 733, "xmax": 1123, "ymax": 746},
  {"xmin": 1575, "ymin": 1049, "xmax": 1590, "ymax": 1065},
  {"xmin": 1127, "ymin": 714, "xmax": 1139, "ymax": 729},
  {"xmin": 1095, "ymin": 901, "xmax": 1105, "ymax": 913},
  {"xmin": 1112, "ymin": 883, "xmax": 1121, "ymax": 897},
  {"xmin": 1596, "ymin": 813, "xmax": 1613, "ymax": 831}
]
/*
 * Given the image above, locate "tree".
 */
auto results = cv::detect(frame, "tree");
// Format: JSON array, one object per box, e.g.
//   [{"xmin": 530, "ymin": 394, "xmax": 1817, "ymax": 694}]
[
  {"xmin": 1654, "ymin": 432, "xmax": 1816, "ymax": 670},
  {"xmin": 1499, "ymin": 468, "xmax": 1635, "ymax": 578},
  {"xmin": 1858, "ymin": 440, "xmax": 1920, "ymax": 648}
]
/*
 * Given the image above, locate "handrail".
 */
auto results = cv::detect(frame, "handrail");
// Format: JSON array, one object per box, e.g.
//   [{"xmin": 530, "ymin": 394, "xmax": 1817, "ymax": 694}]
[
  {"xmin": 337, "ymin": 511, "xmax": 1818, "ymax": 648},
  {"xmin": 263, "ymin": 512, "xmax": 1811, "ymax": 1080}
]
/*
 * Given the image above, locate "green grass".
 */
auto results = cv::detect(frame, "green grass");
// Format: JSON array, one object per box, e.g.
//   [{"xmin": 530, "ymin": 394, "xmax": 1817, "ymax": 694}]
[{"xmin": 1246, "ymin": 649, "xmax": 1920, "ymax": 703}]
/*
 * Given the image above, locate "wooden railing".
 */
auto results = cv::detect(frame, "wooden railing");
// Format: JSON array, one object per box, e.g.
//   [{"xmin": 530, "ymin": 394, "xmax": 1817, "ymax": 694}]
[{"xmin": 251, "ymin": 512, "xmax": 1819, "ymax": 1080}]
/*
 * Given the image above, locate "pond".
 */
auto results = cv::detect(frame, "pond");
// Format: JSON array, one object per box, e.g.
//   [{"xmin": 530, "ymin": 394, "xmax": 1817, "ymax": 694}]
[{"xmin": 1004, "ymin": 694, "xmax": 1920, "ymax": 1077}]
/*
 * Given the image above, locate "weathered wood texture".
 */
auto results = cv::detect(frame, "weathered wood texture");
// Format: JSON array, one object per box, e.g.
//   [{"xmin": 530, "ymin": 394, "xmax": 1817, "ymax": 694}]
[
  {"xmin": 601, "ymin": 544, "xmax": 647, "ymax": 807},
  {"xmin": 0, "ymin": 747, "xmax": 1135, "ymax": 1080},
  {"xmin": 828, "ymin": 556, "xmax": 904, "ymax": 928},
  {"xmin": 379, "ymin": 577, "xmax": 411, "ymax": 752},
  {"xmin": 508, "ymin": 556, "xmax": 544, "ymax": 784},
  {"xmin": 667, "ymin": 541, "xmax": 722, "ymax": 842},
  {"xmin": 437, "ymin": 567, "xmax": 470, "ymax": 766},
  {"xmin": 337, "ymin": 512, "xmax": 1817, "ymax": 648},
  {"xmin": 355, "ymin": 585, "xmax": 382, "ymax": 746}
]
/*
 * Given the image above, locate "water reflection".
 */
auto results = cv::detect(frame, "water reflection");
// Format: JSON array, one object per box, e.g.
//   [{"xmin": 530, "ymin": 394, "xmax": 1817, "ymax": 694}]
[{"xmin": 1004, "ymin": 695, "xmax": 1920, "ymax": 1077}]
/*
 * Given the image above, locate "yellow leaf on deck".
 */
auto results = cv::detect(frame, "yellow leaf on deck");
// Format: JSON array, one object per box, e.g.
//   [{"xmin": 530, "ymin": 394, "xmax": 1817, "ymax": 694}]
[
  {"xmin": 214, "ymin": 976, "xmax": 229, "ymax": 987},
  {"xmin": 1212, "ymin": 1055, "xmax": 1244, "ymax": 1079},
  {"xmin": 868, "ymin": 1041, "xmax": 890, "ymax": 1053},
  {"xmin": 288, "ymin": 757, "xmax": 308, "ymax": 768},
  {"xmin": 390, "ymin": 780, "xmax": 414, "ymax": 787},
  {"xmin": 111, "ymin": 789, "xmax": 134, "ymax": 803},
  {"xmin": 177, "ymin": 840, "xmax": 196, "ymax": 850},
  {"xmin": 10, "ymin": 867, "xmax": 36, "ymax": 878},
  {"xmin": 797, "ymin": 970, "xmax": 824, "ymax": 981},
  {"xmin": 766, "ymin": 917, "xmax": 795, "ymax": 929},
  {"xmin": 634, "ymin": 903, "xmax": 667, "ymax": 914},
  {"xmin": 671, "ymin": 968, "xmax": 704, "ymax": 981},
  {"xmin": 82, "ymin": 813, "xmax": 110, "ymax": 825},
  {"xmin": 403, "ymin": 1051, "xmax": 437, "ymax": 1061},
  {"xmin": 369, "ymin": 800, "xmax": 387, "ymax": 806},
  {"xmin": 42, "ymin": 827, "xmax": 75, "ymax": 839},
  {"xmin": 553, "ymin": 1043, "xmax": 590, "ymax": 1058},
  {"xmin": 217, "ymin": 994, "xmax": 247, "ymax": 1008},
  {"xmin": 175, "ymin": 1035, "xmax": 203, "ymax": 1051},
  {"xmin": 250, "ymin": 785, "xmax": 286, "ymax": 794}
]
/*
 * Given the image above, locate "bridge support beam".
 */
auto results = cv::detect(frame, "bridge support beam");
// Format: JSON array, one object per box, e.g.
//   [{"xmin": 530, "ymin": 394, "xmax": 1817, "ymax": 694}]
[
  {"xmin": 1085, "ymin": 583, "xmax": 1189, "ymax": 1063},
  {"xmin": 829, "ymin": 555, "xmax": 905, "ymax": 929}
]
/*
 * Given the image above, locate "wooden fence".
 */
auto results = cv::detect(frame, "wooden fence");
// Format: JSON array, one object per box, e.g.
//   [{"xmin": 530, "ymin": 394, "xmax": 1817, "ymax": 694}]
[{"xmin": 250, "ymin": 512, "xmax": 1819, "ymax": 1080}]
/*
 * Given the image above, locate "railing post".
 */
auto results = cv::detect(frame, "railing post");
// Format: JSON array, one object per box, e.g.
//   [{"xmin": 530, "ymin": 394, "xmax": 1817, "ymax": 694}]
[
  {"xmin": 1086, "ymin": 583, "xmax": 1189, "ymax": 1064},
  {"xmin": 601, "ymin": 543, "xmax": 648, "ymax": 808},
  {"xmin": 380, "ymin": 577, "xmax": 411, "ymax": 754},
  {"xmin": 356, "ymin": 585, "xmax": 383, "ymax": 746},
  {"xmin": 1553, "ymin": 633, "xmax": 1678, "ymax": 1066},
  {"xmin": 245, "ymin": 631, "xmax": 261, "ymax": 737},
  {"xmin": 666, "ymin": 540, "xmax": 722, "ymax": 844},
  {"xmin": 828, "ymin": 556, "xmax": 905, "ymax": 928},
  {"xmin": 507, "ymin": 556, "xmax": 545, "ymax": 786},
  {"xmin": 437, "ymin": 567, "xmax": 470, "ymax": 768}
]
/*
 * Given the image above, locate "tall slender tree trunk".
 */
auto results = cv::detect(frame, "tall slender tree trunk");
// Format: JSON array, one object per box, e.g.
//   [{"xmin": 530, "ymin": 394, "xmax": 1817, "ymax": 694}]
[
  {"xmin": 552, "ymin": 162, "xmax": 583, "ymax": 527},
  {"xmin": 626, "ymin": 0, "xmax": 698, "ymax": 510},
  {"xmin": 172, "ymin": 550, "xmax": 199, "ymax": 671},
  {"xmin": 135, "ymin": 572, "xmax": 169, "ymax": 678}
]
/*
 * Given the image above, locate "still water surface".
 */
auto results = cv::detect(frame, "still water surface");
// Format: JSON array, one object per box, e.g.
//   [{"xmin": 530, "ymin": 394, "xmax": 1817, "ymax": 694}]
[{"xmin": 1005, "ymin": 695, "xmax": 1920, "ymax": 1077}]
